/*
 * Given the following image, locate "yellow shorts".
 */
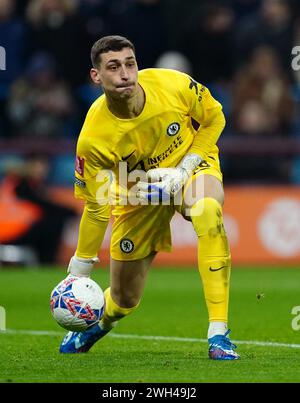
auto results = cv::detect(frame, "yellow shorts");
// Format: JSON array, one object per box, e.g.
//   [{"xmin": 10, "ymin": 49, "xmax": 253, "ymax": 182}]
[{"xmin": 110, "ymin": 154, "xmax": 222, "ymax": 261}]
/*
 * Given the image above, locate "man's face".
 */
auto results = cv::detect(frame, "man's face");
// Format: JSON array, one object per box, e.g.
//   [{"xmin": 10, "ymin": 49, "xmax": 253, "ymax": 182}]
[{"xmin": 91, "ymin": 48, "xmax": 138, "ymax": 99}]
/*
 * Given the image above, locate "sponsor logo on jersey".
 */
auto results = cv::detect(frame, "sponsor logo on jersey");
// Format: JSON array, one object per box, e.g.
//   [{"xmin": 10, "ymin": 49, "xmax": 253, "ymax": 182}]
[
  {"xmin": 167, "ymin": 122, "xmax": 180, "ymax": 136},
  {"xmin": 120, "ymin": 238, "xmax": 134, "ymax": 253},
  {"xmin": 147, "ymin": 135, "xmax": 184, "ymax": 168}
]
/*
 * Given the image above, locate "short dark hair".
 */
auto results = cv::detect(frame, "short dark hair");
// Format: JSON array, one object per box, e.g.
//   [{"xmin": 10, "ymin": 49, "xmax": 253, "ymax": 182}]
[{"xmin": 91, "ymin": 35, "xmax": 135, "ymax": 68}]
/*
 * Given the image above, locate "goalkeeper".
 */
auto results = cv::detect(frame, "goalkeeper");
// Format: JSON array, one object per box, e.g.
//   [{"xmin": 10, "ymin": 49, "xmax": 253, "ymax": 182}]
[{"xmin": 60, "ymin": 35, "xmax": 239, "ymax": 360}]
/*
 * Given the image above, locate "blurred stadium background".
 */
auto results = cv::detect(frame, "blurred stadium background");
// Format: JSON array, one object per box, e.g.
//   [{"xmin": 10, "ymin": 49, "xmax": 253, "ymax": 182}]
[{"xmin": 0, "ymin": 0, "xmax": 300, "ymax": 267}]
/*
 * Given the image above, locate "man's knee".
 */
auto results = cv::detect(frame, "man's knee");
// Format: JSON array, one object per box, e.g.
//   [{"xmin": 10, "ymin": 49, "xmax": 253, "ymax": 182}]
[{"xmin": 190, "ymin": 197, "xmax": 224, "ymax": 237}]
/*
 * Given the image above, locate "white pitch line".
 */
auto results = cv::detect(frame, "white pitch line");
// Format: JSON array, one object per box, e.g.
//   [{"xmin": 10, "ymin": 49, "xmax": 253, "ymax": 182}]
[
  {"xmin": 2, "ymin": 329, "xmax": 63, "ymax": 336},
  {"xmin": 110, "ymin": 333, "xmax": 300, "ymax": 349},
  {"xmin": 1, "ymin": 328, "xmax": 300, "ymax": 349}
]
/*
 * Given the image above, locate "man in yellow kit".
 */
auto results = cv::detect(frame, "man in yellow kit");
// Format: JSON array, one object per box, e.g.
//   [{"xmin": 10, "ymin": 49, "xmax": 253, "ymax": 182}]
[{"xmin": 59, "ymin": 35, "xmax": 240, "ymax": 360}]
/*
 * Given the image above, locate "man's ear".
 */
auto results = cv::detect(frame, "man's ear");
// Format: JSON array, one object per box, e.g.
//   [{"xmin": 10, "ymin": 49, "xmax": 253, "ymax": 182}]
[{"xmin": 90, "ymin": 68, "xmax": 102, "ymax": 85}]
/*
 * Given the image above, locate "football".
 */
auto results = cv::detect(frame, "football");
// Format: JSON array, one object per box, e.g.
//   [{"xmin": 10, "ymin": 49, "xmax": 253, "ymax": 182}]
[{"xmin": 50, "ymin": 276, "xmax": 105, "ymax": 332}]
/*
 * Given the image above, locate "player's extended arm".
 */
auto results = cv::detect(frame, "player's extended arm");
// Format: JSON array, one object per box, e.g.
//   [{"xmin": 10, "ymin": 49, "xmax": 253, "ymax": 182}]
[
  {"xmin": 68, "ymin": 202, "xmax": 110, "ymax": 277},
  {"xmin": 137, "ymin": 78, "xmax": 226, "ymax": 202},
  {"xmin": 188, "ymin": 100, "xmax": 226, "ymax": 161},
  {"xmin": 137, "ymin": 105, "xmax": 225, "ymax": 202}
]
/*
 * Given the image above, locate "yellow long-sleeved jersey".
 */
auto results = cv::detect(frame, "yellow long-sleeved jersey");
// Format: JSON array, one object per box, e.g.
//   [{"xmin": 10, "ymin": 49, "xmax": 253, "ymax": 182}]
[{"xmin": 74, "ymin": 68, "xmax": 225, "ymax": 258}]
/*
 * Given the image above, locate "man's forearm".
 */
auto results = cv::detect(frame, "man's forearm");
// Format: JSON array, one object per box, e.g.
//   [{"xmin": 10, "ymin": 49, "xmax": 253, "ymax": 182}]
[
  {"xmin": 75, "ymin": 202, "xmax": 110, "ymax": 259},
  {"xmin": 189, "ymin": 110, "xmax": 226, "ymax": 160}
]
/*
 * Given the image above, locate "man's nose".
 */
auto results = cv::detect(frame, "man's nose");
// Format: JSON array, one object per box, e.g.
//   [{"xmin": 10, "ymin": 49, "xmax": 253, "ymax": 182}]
[{"xmin": 120, "ymin": 65, "xmax": 129, "ymax": 79}]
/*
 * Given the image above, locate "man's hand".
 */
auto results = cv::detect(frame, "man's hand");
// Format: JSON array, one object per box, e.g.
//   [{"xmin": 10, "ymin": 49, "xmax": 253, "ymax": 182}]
[
  {"xmin": 136, "ymin": 153, "xmax": 202, "ymax": 203},
  {"xmin": 137, "ymin": 167, "xmax": 189, "ymax": 203},
  {"xmin": 67, "ymin": 255, "xmax": 99, "ymax": 277}
]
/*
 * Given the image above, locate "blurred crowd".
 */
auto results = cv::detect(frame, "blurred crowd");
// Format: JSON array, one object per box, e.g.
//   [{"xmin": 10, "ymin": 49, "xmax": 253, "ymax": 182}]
[{"xmin": 1, "ymin": 0, "xmax": 300, "ymax": 184}]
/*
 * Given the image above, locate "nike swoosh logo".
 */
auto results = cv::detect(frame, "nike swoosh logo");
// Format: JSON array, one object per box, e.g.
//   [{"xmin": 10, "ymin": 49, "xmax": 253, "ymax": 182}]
[
  {"xmin": 121, "ymin": 150, "xmax": 136, "ymax": 161},
  {"xmin": 209, "ymin": 266, "xmax": 227, "ymax": 272}
]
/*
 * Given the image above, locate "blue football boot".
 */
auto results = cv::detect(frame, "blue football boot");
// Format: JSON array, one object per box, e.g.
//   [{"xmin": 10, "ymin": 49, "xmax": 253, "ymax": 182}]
[
  {"xmin": 208, "ymin": 329, "xmax": 240, "ymax": 360},
  {"xmin": 59, "ymin": 322, "xmax": 110, "ymax": 353}
]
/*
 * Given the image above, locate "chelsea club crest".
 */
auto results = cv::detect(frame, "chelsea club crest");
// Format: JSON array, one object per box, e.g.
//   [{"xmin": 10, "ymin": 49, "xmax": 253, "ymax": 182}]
[
  {"xmin": 120, "ymin": 238, "xmax": 134, "ymax": 253},
  {"xmin": 167, "ymin": 122, "xmax": 180, "ymax": 136}
]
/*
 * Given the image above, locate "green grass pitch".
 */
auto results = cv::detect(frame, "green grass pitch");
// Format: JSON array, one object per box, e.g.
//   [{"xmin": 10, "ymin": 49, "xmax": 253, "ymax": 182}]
[{"xmin": 1, "ymin": 266, "xmax": 300, "ymax": 383}]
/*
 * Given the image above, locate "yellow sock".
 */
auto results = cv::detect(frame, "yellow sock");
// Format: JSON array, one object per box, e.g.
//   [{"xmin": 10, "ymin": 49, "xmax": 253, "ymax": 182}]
[
  {"xmin": 100, "ymin": 287, "xmax": 140, "ymax": 330},
  {"xmin": 190, "ymin": 197, "xmax": 231, "ymax": 322}
]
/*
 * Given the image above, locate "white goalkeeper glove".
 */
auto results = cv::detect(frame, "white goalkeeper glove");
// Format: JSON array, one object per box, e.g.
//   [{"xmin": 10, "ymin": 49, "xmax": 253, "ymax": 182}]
[
  {"xmin": 67, "ymin": 255, "xmax": 99, "ymax": 278},
  {"xmin": 137, "ymin": 153, "xmax": 202, "ymax": 203}
]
